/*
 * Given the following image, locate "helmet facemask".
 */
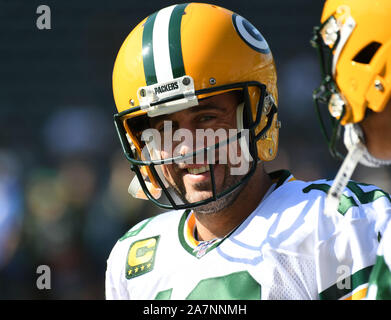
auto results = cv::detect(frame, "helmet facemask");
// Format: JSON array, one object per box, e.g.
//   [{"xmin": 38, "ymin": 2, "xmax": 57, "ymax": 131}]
[
  {"xmin": 311, "ymin": 13, "xmax": 355, "ymax": 161},
  {"xmin": 114, "ymin": 79, "xmax": 277, "ymax": 210}
]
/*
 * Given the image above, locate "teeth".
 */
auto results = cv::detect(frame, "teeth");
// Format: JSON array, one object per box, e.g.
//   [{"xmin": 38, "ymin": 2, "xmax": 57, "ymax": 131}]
[{"xmin": 187, "ymin": 165, "xmax": 210, "ymax": 174}]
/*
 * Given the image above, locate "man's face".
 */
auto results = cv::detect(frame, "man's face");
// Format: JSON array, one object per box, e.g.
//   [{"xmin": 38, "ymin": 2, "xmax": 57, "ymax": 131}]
[{"xmin": 149, "ymin": 91, "xmax": 248, "ymax": 212}]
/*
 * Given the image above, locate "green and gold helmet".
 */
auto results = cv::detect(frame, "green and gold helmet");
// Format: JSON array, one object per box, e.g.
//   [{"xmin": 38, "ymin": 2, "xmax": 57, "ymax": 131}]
[
  {"xmin": 312, "ymin": 0, "xmax": 391, "ymax": 159},
  {"xmin": 311, "ymin": 0, "xmax": 391, "ymax": 214},
  {"xmin": 112, "ymin": 3, "xmax": 279, "ymax": 209}
]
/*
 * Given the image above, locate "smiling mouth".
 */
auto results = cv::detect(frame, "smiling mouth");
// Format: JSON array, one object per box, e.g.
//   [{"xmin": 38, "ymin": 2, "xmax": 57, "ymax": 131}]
[{"xmin": 186, "ymin": 165, "xmax": 210, "ymax": 175}]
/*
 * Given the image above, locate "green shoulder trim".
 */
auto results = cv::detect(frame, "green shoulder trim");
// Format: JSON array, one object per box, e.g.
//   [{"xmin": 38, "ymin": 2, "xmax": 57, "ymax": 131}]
[
  {"xmin": 346, "ymin": 181, "xmax": 391, "ymax": 204},
  {"xmin": 302, "ymin": 181, "xmax": 390, "ymax": 216},
  {"xmin": 119, "ymin": 216, "xmax": 156, "ymax": 241},
  {"xmin": 302, "ymin": 183, "xmax": 357, "ymax": 216},
  {"xmin": 155, "ymin": 288, "xmax": 173, "ymax": 300}
]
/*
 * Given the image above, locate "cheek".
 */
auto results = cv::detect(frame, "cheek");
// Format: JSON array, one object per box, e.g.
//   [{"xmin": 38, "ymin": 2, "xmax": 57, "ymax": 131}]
[
  {"xmin": 159, "ymin": 137, "xmax": 183, "ymax": 159},
  {"xmin": 161, "ymin": 163, "xmax": 181, "ymax": 179},
  {"xmin": 161, "ymin": 164, "xmax": 174, "ymax": 184},
  {"xmin": 160, "ymin": 145, "xmax": 176, "ymax": 160},
  {"xmin": 160, "ymin": 150, "xmax": 170, "ymax": 159},
  {"xmin": 161, "ymin": 165, "xmax": 169, "ymax": 177}
]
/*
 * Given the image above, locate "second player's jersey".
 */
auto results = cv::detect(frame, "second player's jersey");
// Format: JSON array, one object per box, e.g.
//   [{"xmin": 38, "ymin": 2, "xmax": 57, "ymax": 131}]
[
  {"xmin": 367, "ymin": 219, "xmax": 391, "ymax": 299},
  {"xmin": 105, "ymin": 170, "xmax": 391, "ymax": 300}
]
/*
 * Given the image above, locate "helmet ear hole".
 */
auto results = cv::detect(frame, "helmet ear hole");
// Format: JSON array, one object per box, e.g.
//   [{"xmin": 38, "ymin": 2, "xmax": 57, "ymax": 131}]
[{"xmin": 353, "ymin": 41, "xmax": 381, "ymax": 64}]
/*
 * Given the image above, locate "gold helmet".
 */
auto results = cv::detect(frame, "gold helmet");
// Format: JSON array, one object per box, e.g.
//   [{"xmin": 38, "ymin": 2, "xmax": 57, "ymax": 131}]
[
  {"xmin": 311, "ymin": 0, "xmax": 391, "ymax": 214},
  {"xmin": 112, "ymin": 3, "xmax": 279, "ymax": 209},
  {"xmin": 312, "ymin": 0, "xmax": 391, "ymax": 157}
]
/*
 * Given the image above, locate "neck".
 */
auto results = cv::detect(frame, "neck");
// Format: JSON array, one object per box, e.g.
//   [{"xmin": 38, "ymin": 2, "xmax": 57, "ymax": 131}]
[
  {"xmin": 361, "ymin": 102, "xmax": 391, "ymax": 160},
  {"xmin": 193, "ymin": 165, "xmax": 272, "ymax": 241}
]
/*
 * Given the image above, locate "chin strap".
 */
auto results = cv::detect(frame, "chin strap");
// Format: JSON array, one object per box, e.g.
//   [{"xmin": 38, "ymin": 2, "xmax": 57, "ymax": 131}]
[
  {"xmin": 325, "ymin": 123, "xmax": 391, "ymax": 216},
  {"xmin": 345, "ymin": 123, "xmax": 391, "ymax": 168},
  {"xmin": 324, "ymin": 140, "xmax": 365, "ymax": 216}
]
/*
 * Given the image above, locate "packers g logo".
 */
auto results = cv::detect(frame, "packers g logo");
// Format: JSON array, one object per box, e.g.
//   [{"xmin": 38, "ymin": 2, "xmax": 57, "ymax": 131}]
[
  {"xmin": 232, "ymin": 14, "xmax": 270, "ymax": 54},
  {"xmin": 125, "ymin": 236, "xmax": 160, "ymax": 279}
]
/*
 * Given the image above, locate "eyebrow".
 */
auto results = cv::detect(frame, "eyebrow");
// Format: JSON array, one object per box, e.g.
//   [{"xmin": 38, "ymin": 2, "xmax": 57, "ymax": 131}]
[
  {"xmin": 188, "ymin": 103, "xmax": 225, "ymax": 113},
  {"xmin": 149, "ymin": 103, "xmax": 225, "ymax": 129}
]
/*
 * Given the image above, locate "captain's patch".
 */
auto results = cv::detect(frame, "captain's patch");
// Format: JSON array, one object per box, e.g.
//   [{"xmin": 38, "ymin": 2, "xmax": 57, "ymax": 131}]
[{"xmin": 125, "ymin": 236, "xmax": 160, "ymax": 279}]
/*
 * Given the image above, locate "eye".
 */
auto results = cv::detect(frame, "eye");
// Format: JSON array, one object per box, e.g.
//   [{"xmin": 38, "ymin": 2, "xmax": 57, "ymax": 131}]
[{"xmin": 198, "ymin": 115, "xmax": 216, "ymax": 122}]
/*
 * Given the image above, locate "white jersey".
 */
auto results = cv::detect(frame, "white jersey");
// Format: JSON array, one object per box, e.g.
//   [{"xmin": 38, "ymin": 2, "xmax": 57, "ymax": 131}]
[
  {"xmin": 105, "ymin": 170, "xmax": 391, "ymax": 300},
  {"xmin": 367, "ymin": 220, "xmax": 391, "ymax": 299}
]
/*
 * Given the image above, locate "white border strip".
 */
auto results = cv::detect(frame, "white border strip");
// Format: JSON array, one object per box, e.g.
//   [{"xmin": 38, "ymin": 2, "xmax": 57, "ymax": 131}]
[{"xmin": 152, "ymin": 5, "xmax": 176, "ymax": 82}]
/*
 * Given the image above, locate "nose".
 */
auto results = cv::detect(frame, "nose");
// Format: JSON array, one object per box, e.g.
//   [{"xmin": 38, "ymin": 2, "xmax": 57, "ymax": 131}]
[
  {"xmin": 177, "ymin": 139, "xmax": 191, "ymax": 156},
  {"xmin": 175, "ymin": 130, "xmax": 217, "ymax": 167},
  {"xmin": 167, "ymin": 111, "xmax": 212, "ymax": 163},
  {"xmin": 172, "ymin": 118, "xmax": 206, "ymax": 164},
  {"xmin": 173, "ymin": 130, "xmax": 196, "ymax": 165}
]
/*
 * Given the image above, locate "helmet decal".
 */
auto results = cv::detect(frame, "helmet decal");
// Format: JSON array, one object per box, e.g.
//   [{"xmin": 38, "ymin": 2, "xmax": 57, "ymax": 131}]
[
  {"xmin": 232, "ymin": 14, "xmax": 270, "ymax": 54},
  {"xmin": 142, "ymin": 4, "xmax": 189, "ymax": 85}
]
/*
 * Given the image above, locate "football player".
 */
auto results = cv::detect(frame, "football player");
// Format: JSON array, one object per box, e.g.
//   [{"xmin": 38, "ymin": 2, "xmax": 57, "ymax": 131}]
[
  {"xmin": 106, "ymin": 3, "xmax": 391, "ymax": 299},
  {"xmin": 311, "ymin": 0, "xmax": 391, "ymax": 299}
]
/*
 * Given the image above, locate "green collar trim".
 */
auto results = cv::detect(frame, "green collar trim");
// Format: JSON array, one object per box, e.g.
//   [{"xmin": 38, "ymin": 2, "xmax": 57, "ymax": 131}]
[
  {"xmin": 178, "ymin": 210, "xmax": 237, "ymax": 259},
  {"xmin": 268, "ymin": 169, "xmax": 293, "ymax": 189},
  {"xmin": 177, "ymin": 170, "xmax": 294, "ymax": 258}
]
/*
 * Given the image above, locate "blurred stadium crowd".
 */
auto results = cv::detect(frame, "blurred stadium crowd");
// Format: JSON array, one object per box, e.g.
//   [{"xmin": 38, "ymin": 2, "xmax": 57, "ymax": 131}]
[
  {"xmin": 1, "ymin": 0, "xmax": 390, "ymax": 299},
  {"xmin": 0, "ymin": 106, "xmax": 162, "ymax": 299}
]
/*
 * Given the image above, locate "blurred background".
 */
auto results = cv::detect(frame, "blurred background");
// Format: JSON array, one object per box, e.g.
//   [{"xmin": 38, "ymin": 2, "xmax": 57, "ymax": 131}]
[{"xmin": 0, "ymin": 0, "xmax": 390, "ymax": 299}]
